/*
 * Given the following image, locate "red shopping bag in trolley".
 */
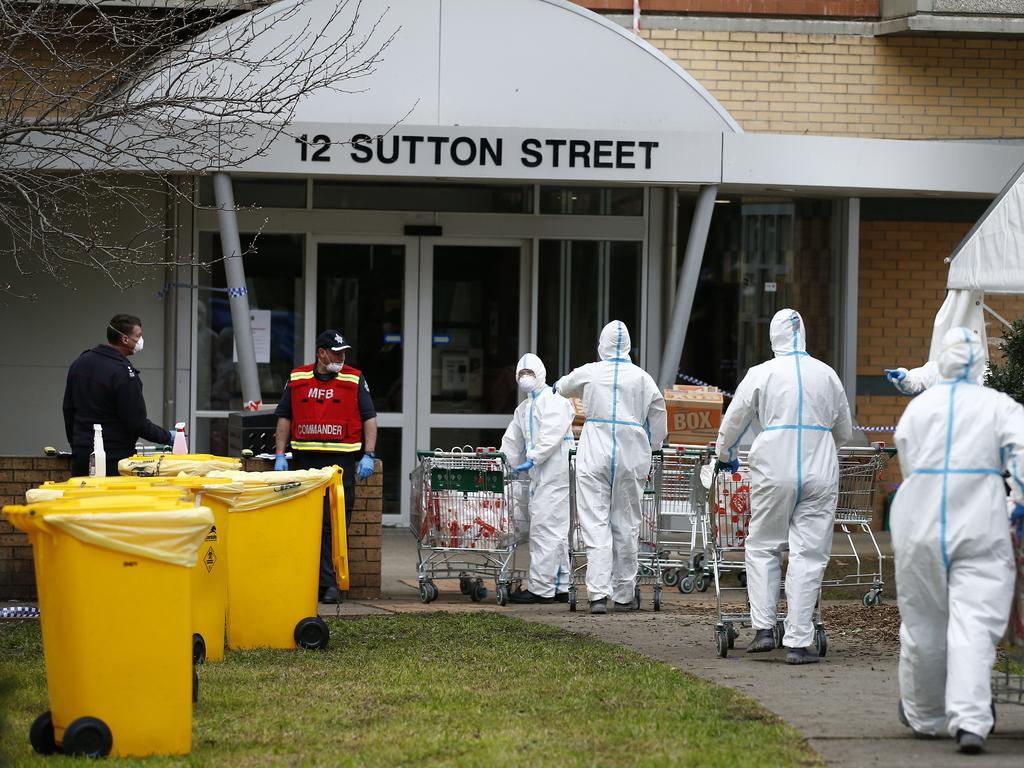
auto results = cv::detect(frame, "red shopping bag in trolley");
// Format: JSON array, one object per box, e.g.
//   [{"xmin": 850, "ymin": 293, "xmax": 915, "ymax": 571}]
[{"xmin": 716, "ymin": 474, "xmax": 751, "ymax": 548}]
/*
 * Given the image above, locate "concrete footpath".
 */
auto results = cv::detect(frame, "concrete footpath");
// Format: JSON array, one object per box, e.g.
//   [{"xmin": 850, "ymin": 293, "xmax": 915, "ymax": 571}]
[{"xmin": 326, "ymin": 529, "xmax": 1024, "ymax": 767}]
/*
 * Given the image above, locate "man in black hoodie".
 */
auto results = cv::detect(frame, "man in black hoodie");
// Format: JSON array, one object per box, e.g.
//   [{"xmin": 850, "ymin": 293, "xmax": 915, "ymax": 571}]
[{"xmin": 63, "ymin": 313, "xmax": 173, "ymax": 477}]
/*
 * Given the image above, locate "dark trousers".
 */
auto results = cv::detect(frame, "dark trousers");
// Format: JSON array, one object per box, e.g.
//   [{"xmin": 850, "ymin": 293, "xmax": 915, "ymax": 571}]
[
  {"xmin": 290, "ymin": 452, "xmax": 356, "ymax": 593},
  {"xmin": 71, "ymin": 447, "xmax": 133, "ymax": 479}
]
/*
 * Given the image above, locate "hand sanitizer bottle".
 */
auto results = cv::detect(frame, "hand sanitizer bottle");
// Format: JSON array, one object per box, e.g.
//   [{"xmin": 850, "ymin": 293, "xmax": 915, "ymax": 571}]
[{"xmin": 89, "ymin": 424, "xmax": 106, "ymax": 477}]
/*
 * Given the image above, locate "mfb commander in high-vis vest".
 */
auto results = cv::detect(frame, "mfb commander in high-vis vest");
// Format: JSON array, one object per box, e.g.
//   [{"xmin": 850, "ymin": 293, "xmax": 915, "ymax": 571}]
[{"xmin": 275, "ymin": 330, "xmax": 378, "ymax": 604}]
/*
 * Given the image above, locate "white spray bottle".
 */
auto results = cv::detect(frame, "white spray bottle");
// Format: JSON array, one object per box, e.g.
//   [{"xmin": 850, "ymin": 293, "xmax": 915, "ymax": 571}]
[
  {"xmin": 172, "ymin": 422, "xmax": 188, "ymax": 455},
  {"xmin": 89, "ymin": 424, "xmax": 106, "ymax": 477}
]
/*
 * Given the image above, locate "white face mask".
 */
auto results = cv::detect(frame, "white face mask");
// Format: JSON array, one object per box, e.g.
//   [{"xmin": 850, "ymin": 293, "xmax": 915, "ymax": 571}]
[
  {"xmin": 132, "ymin": 336, "xmax": 144, "ymax": 353},
  {"xmin": 326, "ymin": 362, "xmax": 343, "ymax": 373},
  {"xmin": 518, "ymin": 374, "xmax": 537, "ymax": 393}
]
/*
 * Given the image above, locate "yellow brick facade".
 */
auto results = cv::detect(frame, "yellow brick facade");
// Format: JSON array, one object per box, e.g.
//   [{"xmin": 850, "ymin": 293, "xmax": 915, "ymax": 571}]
[{"xmin": 642, "ymin": 30, "xmax": 1024, "ymax": 139}]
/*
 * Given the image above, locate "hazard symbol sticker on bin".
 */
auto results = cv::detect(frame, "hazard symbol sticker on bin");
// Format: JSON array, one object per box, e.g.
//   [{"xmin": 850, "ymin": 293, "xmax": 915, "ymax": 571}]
[{"xmin": 204, "ymin": 546, "xmax": 217, "ymax": 572}]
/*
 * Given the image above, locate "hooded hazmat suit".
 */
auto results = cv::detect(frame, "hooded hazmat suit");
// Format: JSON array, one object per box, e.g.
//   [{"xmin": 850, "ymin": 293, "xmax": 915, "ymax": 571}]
[
  {"xmin": 891, "ymin": 327, "xmax": 1024, "ymax": 739},
  {"xmin": 554, "ymin": 321, "xmax": 668, "ymax": 605},
  {"xmin": 500, "ymin": 354, "xmax": 574, "ymax": 599},
  {"xmin": 715, "ymin": 309, "xmax": 853, "ymax": 648}
]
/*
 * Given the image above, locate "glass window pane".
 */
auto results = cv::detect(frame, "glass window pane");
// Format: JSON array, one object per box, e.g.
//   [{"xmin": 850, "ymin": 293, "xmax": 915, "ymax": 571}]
[
  {"xmin": 196, "ymin": 233, "xmax": 305, "ymax": 410},
  {"xmin": 193, "ymin": 417, "xmax": 229, "ymax": 456},
  {"xmin": 375, "ymin": 427, "xmax": 402, "ymax": 517},
  {"xmin": 679, "ymin": 196, "xmax": 838, "ymax": 394},
  {"xmin": 199, "ymin": 177, "xmax": 307, "ymax": 208},
  {"xmin": 313, "ymin": 181, "xmax": 532, "ymax": 213},
  {"xmin": 317, "ymin": 244, "xmax": 404, "ymax": 413},
  {"xmin": 539, "ymin": 186, "xmax": 644, "ymax": 216},
  {"xmin": 431, "ymin": 245, "xmax": 519, "ymax": 415}
]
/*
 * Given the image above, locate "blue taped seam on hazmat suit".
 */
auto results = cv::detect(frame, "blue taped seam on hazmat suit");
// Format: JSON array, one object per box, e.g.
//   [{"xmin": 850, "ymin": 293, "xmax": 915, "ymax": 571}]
[
  {"xmin": 501, "ymin": 354, "xmax": 574, "ymax": 598},
  {"xmin": 554, "ymin": 321, "xmax": 668, "ymax": 604},
  {"xmin": 715, "ymin": 309, "xmax": 853, "ymax": 648},
  {"xmin": 892, "ymin": 326, "xmax": 1024, "ymax": 738}
]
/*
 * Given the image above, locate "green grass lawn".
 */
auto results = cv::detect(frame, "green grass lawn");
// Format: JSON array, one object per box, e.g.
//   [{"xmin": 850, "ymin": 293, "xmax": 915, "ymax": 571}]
[{"xmin": 1, "ymin": 613, "xmax": 820, "ymax": 767}]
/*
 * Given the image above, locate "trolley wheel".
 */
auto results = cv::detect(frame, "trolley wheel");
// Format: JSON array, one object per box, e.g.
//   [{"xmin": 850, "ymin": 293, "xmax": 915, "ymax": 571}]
[
  {"xmin": 470, "ymin": 579, "xmax": 488, "ymax": 603},
  {"xmin": 696, "ymin": 575, "xmax": 710, "ymax": 593},
  {"xmin": 737, "ymin": 570, "xmax": 747, "ymax": 588},
  {"xmin": 192, "ymin": 632, "xmax": 207, "ymax": 665},
  {"xmin": 815, "ymin": 627, "xmax": 828, "ymax": 658},
  {"xmin": 726, "ymin": 623, "xmax": 738, "ymax": 650},
  {"xmin": 653, "ymin": 588, "xmax": 662, "ymax": 612},
  {"xmin": 497, "ymin": 585, "xmax": 509, "ymax": 606},
  {"xmin": 679, "ymin": 575, "xmax": 695, "ymax": 594},
  {"xmin": 294, "ymin": 616, "xmax": 330, "ymax": 650},
  {"xmin": 459, "ymin": 573, "xmax": 472, "ymax": 595},
  {"xmin": 193, "ymin": 666, "xmax": 199, "ymax": 703},
  {"xmin": 663, "ymin": 569, "xmax": 680, "ymax": 588},
  {"xmin": 774, "ymin": 620, "xmax": 785, "ymax": 648},
  {"xmin": 715, "ymin": 629, "xmax": 729, "ymax": 658},
  {"xmin": 863, "ymin": 590, "xmax": 882, "ymax": 607},
  {"xmin": 62, "ymin": 716, "xmax": 113, "ymax": 758},
  {"xmin": 29, "ymin": 711, "xmax": 56, "ymax": 755},
  {"xmin": 419, "ymin": 582, "xmax": 434, "ymax": 603},
  {"xmin": 634, "ymin": 585, "xmax": 642, "ymax": 610},
  {"xmin": 568, "ymin": 591, "xmax": 577, "ymax": 612}
]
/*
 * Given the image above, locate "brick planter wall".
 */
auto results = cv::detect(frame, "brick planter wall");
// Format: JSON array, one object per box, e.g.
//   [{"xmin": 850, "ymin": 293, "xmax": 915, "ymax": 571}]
[
  {"xmin": 0, "ymin": 456, "xmax": 382, "ymax": 601},
  {"xmin": 0, "ymin": 456, "xmax": 73, "ymax": 601}
]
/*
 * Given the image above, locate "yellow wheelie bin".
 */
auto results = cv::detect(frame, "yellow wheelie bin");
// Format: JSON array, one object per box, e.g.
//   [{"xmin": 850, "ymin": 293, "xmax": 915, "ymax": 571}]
[
  {"xmin": 27, "ymin": 476, "xmax": 242, "ymax": 663},
  {"xmin": 117, "ymin": 453, "xmax": 241, "ymax": 477},
  {"xmin": 2, "ymin": 494, "xmax": 213, "ymax": 758},
  {"xmin": 203, "ymin": 467, "xmax": 347, "ymax": 651}
]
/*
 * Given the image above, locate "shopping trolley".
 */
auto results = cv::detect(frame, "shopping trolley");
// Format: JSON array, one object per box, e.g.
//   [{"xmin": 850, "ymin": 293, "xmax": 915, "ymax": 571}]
[
  {"xmin": 821, "ymin": 444, "xmax": 894, "ymax": 606},
  {"xmin": 410, "ymin": 447, "xmax": 527, "ymax": 606},
  {"xmin": 566, "ymin": 450, "xmax": 664, "ymax": 612},
  {"xmin": 700, "ymin": 456, "xmax": 826, "ymax": 658},
  {"xmin": 993, "ymin": 529, "xmax": 1024, "ymax": 708},
  {"xmin": 656, "ymin": 444, "xmax": 711, "ymax": 594}
]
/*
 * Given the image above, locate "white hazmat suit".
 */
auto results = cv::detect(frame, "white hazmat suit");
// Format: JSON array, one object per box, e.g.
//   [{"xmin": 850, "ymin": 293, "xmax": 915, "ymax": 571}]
[
  {"xmin": 500, "ymin": 354, "xmax": 574, "ymax": 599},
  {"xmin": 554, "ymin": 321, "xmax": 667, "ymax": 606},
  {"xmin": 716, "ymin": 309, "xmax": 853, "ymax": 650},
  {"xmin": 891, "ymin": 327, "xmax": 1024, "ymax": 740}
]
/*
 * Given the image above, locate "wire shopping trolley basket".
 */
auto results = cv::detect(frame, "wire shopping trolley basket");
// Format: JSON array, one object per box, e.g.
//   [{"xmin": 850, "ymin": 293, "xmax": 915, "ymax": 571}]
[
  {"xmin": 700, "ymin": 456, "xmax": 826, "ymax": 658},
  {"xmin": 821, "ymin": 444, "xmax": 895, "ymax": 606},
  {"xmin": 410, "ymin": 447, "xmax": 527, "ymax": 606},
  {"xmin": 566, "ymin": 449, "xmax": 664, "ymax": 612},
  {"xmin": 658, "ymin": 444, "xmax": 712, "ymax": 594}
]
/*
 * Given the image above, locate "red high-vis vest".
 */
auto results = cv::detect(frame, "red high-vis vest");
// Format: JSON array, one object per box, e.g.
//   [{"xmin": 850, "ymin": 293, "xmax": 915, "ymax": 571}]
[{"xmin": 287, "ymin": 364, "xmax": 363, "ymax": 453}]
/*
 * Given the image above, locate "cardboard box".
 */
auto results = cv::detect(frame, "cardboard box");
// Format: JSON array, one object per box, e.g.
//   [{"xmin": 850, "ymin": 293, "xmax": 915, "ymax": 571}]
[
  {"xmin": 569, "ymin": 397, "xmax": 586, "ymax": 439},
  {"xmin": 665, "ymin": 385, "xmax": 723, "ymax": 447}
]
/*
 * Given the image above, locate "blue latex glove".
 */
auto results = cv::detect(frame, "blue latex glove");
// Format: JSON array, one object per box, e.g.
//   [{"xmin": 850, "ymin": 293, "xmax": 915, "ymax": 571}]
[
  {"xmin": 357, "ymin": 453, "xmax": 376, "ymax": 481},
  {"xmin": 1012, "ymin": 502, "xmax": 1024, "ymax": 538},
  {"xmin": 515, "ymin": 458, "xmax": 535, "ymax": 474},
  {"xmin": 884, "ymin": 368, "xmax": 906, "ymax": 383},
  {"xmin": 551, "ymin": 383, "xmax": 557, "ymax": 394},
  {"xmin": 274, "ymin": 453, "xmax": 288, "ymax": 471},
  {"xmin": 715, "ymin": 458, "xmax": 740, "ymax": 474}
]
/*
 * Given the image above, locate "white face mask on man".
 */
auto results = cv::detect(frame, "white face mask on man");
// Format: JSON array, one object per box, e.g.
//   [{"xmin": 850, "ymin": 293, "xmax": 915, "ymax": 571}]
[
  {"xmin": 325, "ymin": 362, "xmax": 343, "ymax": 373},
  {"xmin": 517, "ymin": 374, "xmax": 537, "ymax": 393},
  {"xmin": 132, "ymin": 336, "xmax": 144, "ymax": 353}
]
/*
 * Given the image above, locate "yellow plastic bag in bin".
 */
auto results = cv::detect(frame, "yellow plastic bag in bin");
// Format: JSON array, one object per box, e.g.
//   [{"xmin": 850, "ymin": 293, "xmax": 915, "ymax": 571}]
[
  {"xmin": 119, "ymin": 453, "xmax": 241, "ymax": 477},
  {"xmin": 203, "ymin": 468, "xmax": 335, "ymax": 511}
]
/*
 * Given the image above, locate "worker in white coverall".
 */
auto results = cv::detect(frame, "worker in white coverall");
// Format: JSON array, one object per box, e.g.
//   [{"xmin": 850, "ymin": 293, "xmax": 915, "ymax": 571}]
[
  {"xmin": 500, "ymin": 353, "xmax": 574, "ymax": 604},
  {"xmin": 554, "ymin": 320, "xmax": 667, "ymax": 615},
  {"xmin": 715, "ymin": 309, "xmax": 853, "ymax": 664},
  {"xmin": 891, "ymin": 327, "xmax": 1024, "ymax": 755}
]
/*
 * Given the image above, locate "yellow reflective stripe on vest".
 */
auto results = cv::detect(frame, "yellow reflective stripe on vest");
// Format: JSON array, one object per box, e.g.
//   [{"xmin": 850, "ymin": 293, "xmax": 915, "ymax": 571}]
[
  {"xmin": 334, "ymin": 374, "xmax": 360, "ymax": 384},
  {"xmin": 290, "ymin": 370, "xmax": 315, "ymax": 381},
  {"xmin": 291, "ymin": 440, "xmax": 362, "ymax": 453}
]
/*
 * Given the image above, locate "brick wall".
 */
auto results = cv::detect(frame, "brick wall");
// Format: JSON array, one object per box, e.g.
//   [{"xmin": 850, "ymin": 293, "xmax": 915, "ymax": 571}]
[
  {"xmin": 0, "ymin": 457, "xmax": 382, "ymax": 601},
  {"xmin": 643, "ymin": 30, "xmax": 1024, "ymax": 139},
  {"xmin": 0, "ymin": 456, "xmax": 73, "ymax": 601},
  {"xmin": 579, "ymin": 1, "xmax": 879, "ymax": 15}
]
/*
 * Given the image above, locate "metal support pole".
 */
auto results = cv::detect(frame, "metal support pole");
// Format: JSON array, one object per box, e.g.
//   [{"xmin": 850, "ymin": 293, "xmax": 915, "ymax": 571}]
[
  {"xmin": 162, "ymin": 179, "xmax": 177, "ymax": 427},
  {"xmin": 841, "ymin": 198, "xmax": 860, "ymax": 416},
  {"xmin": 658, "ymin": 184, "xmax": 717, "ymax": 391},
  {"xmin": 213, "ymin": 172, "xmax": 262, "ymax": 410}
]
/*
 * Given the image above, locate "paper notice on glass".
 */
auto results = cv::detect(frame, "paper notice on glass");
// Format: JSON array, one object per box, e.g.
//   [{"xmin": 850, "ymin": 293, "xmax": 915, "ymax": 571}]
[{"xmin": 232, "ymin": 309, "xmax": 271, "ymax": 364}]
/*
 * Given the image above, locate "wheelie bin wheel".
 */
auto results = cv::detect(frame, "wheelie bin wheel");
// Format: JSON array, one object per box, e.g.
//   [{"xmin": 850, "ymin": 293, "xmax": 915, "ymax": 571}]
[
  {"xmin": 192, "ymin": 632, "xmax": 207, "ymax": 665},
  {"xmin": 29, "ymin": 711, "xmax": 56, "ymax": 755},
  {"xmin": 63, "ymin": 716, "xmax": 113, "ymax": 758},
  {"xmin": 294, "ymin": 616, "xmax": 330, "ymax": 650}
]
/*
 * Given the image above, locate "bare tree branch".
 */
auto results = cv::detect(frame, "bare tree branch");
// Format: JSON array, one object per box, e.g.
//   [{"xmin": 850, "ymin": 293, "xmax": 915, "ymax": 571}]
[{"xmin": 0, "ymin": 0, "xmax": 395, "ymax": 293}]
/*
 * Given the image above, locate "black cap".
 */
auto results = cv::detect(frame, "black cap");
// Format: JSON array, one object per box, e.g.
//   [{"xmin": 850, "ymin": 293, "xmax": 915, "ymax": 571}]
[{"xmin": 315, "ymin": 330, "xmax": 351, "ymax": 351}]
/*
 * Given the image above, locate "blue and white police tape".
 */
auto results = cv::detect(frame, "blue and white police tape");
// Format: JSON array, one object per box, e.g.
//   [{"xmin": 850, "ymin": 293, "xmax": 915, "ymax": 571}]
[{"xmin": 0, "ymin": 605, "xmax": 40, "ymax": 619}]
